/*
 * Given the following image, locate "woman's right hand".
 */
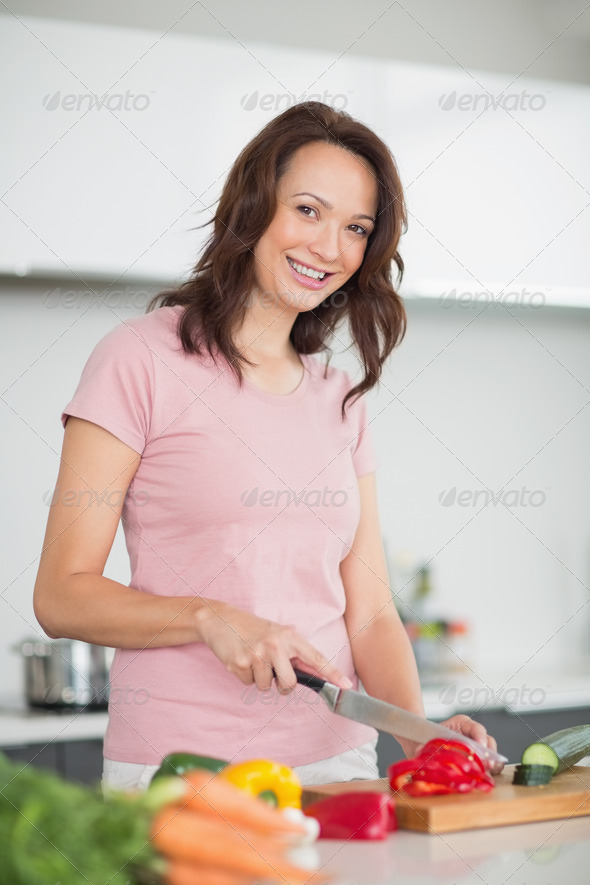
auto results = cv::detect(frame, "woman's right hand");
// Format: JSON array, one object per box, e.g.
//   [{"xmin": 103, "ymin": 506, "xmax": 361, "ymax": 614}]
[{"xmin": 195, "ymin": 599, "xmax": 352, "ymax": 694}]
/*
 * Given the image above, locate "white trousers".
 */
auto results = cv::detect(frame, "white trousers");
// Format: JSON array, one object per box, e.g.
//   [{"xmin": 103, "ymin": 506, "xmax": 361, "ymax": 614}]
[{"xmin": 102, "ymin": 739, "xmax": 380, "ymax": 793}]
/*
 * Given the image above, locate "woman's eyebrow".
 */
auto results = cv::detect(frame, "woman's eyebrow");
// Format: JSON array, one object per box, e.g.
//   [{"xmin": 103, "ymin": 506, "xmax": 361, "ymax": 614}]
[{"xmin": 292, "ymin": 191, "xmax": 376, "ymax": 224}]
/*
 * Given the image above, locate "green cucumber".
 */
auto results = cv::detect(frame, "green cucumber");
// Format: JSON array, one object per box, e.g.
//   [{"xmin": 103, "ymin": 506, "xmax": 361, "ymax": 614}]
[
  {"xmin": 150, "ymin": 752, "xmax": 228, "ymax": 783},
  {"xmin": 521, "ymin": 724, "xmax": 590, "ymax": 775},
  {"xmin": 512, "ymin": 764, "xmax": 554, "ymax": 786}
]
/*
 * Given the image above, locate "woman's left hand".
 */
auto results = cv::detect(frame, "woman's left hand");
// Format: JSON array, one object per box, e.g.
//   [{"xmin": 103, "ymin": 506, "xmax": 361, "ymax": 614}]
[
  {"xmin": 437, "ymin": 714, "xmax": 504, "ymax": 774},
  {"xmin": 399, "ymin": 714, "xmax": 504, "ymax": 774}
]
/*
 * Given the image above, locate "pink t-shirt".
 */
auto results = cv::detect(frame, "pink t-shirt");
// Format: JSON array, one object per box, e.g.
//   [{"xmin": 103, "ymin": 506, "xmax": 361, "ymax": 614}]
[{"xmin": 62, "ymin": 305, "xmax": 380, "ymax": 766}]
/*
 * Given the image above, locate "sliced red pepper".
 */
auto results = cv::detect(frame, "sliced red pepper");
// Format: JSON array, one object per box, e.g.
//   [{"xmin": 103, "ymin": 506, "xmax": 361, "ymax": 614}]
[
  {"xmin": 303, "ymin": 791, "xmax": 396, "ymax": 840},
  {"xmin": 411, "ymin": 771, "xmax": 485, "ymax": 793},
  {"xmin": 410, "ymin": 766, "xmax": 475, "ymax": 791},
  {"xmin": 402, "ymin": 779, "xmax": 456, "ymax": 797},
  {"xmin": 388, "ymin": 741, "xmax": 496, "ymax": 798},
  {"xmin": 388, "ymin": 758, "xmax": 417, "ymax": 792},
  {"xmin": 414, "ymin": 758, "xmax": 494, "ymax": 790},
  {"xmin": 416, "ymin": 750, "xmax": 487, "ymax": 780},
  {"xmin": 420, "ymin": 738, "xmax": 500, "ymax": 772},
  {"xmin": 418, "ymin": 738, "xmax": 492, "ymax": 773},
  {"xmin": 417, "ymin": 738, "xmax": 476, "ymax": 759}
]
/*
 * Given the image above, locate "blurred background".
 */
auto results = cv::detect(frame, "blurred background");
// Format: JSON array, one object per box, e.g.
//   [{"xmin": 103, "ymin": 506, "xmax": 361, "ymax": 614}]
[{"xmin": 1, "ymin": 1, "xmax": 589, "ymax": 772}]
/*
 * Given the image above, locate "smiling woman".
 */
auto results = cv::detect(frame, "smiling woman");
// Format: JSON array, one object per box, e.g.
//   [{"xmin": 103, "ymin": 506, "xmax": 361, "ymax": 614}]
[{"xmin": 33, "ymin": 101, "xmax": 501, "ymax": 794}]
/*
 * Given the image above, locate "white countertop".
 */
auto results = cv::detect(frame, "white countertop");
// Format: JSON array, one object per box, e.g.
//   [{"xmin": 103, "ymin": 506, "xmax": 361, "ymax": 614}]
[
  {"xmin": 0, "ymin": 706, "xmax": 108, "ymax": 747},
  {"xmin": 420, "ymin": 665, "xmax": 590, "ymax": 718},
  {"xmin": 313, "ymin": 813, "xmax": 590, "ymax": 884}
]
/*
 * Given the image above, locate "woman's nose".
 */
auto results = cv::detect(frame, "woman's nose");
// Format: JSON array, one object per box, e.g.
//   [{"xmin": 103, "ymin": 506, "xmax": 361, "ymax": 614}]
[{"xmin": 308, "ymin": 223, "xmax": 342, "ymax": 265}]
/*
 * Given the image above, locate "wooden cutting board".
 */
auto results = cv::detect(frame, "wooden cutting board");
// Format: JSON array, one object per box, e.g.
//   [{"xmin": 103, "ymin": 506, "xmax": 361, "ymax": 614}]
[{"xmin": 301, "ymin": 765, "xmax": 590, "ymax": 834}]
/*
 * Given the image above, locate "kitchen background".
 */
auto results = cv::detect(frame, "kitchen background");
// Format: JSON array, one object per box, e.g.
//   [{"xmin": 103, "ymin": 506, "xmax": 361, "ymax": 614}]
[{"xmin": 1, "ymin": 1, "xmax": 590, "ymax": 755}]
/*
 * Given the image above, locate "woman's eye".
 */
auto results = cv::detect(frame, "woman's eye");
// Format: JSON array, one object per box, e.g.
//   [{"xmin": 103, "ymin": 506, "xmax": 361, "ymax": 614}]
[
  {"xmin": 296, "ymin": 206, "xmax": 371, "ymax": 237},
  {"xmin": 297, "ymin": 205, "xmax": 317, "ymax": 218}
]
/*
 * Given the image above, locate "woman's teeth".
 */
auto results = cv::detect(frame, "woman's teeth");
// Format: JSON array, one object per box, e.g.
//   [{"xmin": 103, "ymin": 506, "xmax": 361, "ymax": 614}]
[{"xmin": 287, "ymin": 257, "xmax": 327, "ymax": 280}]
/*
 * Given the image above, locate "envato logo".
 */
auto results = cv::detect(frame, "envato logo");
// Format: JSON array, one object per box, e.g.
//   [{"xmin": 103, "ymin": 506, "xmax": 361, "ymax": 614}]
[
  {"xmin": 109, "ymin": 685, "xmax": 150, "ymax": 706},
  {"xmin": 43, "ymin": 286, "xmax": 154, "ymax": 311},
  {"xmin": 439, "ymin": 682, "xmax": 547, "ymax": 708},
  {"xmin": 42, "ymin": 90, "xmax": 151, "ymax": 112},
  {"xmin": 438, "ymin": 487, "xmax": 546, "ymax": 508},
  {"xmin": 240, "ymin": 684, "xmax": 323, "ymax": 706},
  {"xmin": 43, "ymin": 487, "xmax": 150, "ymax": 508},
  {"xmin": 240, "ymin": 90, "xmax": 348, "ymax": 112},
  {"xmin": 439, "ymin": 288, "xmax": 546, "ymax": 310},
  {"xmin": 41, "ymin": 684, "xmax": 150, "ymax": 706},
  {"xmin": 240, "ymin": 288, "xmax": 349, "ymax": 311},
  {"xmin": 240, "ymin": 486, "xmax": 348, "ymax": 508},
  {"xmin": 438, "ymin": 90, "xmax": 546, "ymax": 112}
]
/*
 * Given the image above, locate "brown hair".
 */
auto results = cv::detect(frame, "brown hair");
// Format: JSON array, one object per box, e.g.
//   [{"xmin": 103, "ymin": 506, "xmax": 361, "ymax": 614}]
[{"xmin": 150, "ymin": 100, "xmax": 407, "ymax": 418}]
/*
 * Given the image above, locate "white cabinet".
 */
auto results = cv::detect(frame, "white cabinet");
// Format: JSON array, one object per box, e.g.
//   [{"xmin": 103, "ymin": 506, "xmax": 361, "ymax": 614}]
[
  {"xmin": 2, "ymin": 15, "xmax": 589, "ymax": 302},
  {"xmin": 0, "ymin": 16, "xmax": 380, "ymax": 282}
]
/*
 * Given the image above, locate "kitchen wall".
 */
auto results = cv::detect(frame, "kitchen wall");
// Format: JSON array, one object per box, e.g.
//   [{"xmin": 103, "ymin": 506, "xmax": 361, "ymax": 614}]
[{"xmin": 1, "ymin": 9, "xmax": 590, "ymax": 702}]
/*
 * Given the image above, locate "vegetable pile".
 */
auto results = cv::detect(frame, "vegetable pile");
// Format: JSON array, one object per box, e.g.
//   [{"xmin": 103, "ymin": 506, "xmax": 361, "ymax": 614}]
[
  {"xmin": 0, "ymin": 751, "xmax": 314, "ymax": 885},
  {"xmin": 388, "ymin": 739, "xmax": 495, "ymax": 796}
]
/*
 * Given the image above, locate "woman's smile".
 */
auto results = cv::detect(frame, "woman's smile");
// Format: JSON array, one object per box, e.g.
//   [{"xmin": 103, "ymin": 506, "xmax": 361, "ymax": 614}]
[{"xmin": 285, "ymin": 255, "xmax": 335, "ymax": 289}]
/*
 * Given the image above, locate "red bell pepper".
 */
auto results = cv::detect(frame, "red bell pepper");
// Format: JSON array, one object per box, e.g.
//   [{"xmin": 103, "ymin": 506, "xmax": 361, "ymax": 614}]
[
  {"xmin": 303, "ymin": 791, "xmax": 396, "ymax": 840},
  {"xmin": 418, "ymin": 738, "xmax": 478, "ymax": 759},
  {"xmin": 388, "ymin": 758, "xmax": 417, "ymax": 791},
  {"xmin": 388, "ymin": 739, "xmax": 495, "ymax": 797}
]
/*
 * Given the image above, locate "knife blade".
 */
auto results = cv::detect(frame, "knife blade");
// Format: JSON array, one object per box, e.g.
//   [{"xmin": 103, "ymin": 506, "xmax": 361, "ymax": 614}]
[{"xmin": 293, "ymin": 669, "xmax": 507, "ymax": 766}]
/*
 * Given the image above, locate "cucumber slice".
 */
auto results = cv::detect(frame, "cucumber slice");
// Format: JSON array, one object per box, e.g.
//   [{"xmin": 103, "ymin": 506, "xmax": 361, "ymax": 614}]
[
  {"xmin": 512, "ymin": 764, "xmax": 554, "ymax": 786},
  {"xmin": 520, "ymin": 742, "xmax": 559, "ymax": 772},
  {"xmin": 520, "ymin": 725, "xmax": 590, "ymax": 776}
]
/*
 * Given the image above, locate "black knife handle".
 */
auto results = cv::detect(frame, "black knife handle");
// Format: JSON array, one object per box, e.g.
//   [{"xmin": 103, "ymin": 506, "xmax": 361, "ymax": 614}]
[
  {"xmin": 271, "ymin": 667, "xmax": 327, "ymax": 693},
  {"xmin": 292, "ymin": 668, "xmax": 327, "ymax": 693}
]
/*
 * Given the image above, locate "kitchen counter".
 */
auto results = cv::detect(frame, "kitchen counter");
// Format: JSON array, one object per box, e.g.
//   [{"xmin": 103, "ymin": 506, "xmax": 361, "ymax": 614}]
[
  {"xmin": 0, "ymin": 706, "xmax": 108, "ymax": 747},
  {"xmin": 1, "ymin": 663, "xmax": 589, "ymax": 748},
  {"xmin": 420, "ymin": 664, "xmax": 590, "ymax": 718},
  {"xmin": 313, "ymin": 813, "xmax": 590, "ymax": 884}
]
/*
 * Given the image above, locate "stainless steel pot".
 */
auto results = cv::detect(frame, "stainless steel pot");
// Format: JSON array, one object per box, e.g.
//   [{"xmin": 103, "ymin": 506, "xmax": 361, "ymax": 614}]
[{"xmin": 15, "ymin": 638, "xmax": 114, "ymax": 709}]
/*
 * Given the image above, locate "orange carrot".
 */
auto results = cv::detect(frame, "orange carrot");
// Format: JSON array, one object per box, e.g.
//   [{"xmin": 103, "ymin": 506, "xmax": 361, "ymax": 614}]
[
  {"xmin": 165, "ymin": 859, "xmax": 254, "ymax": 885},
  {"xmin": 175, "ymin": 770, "xmax": 306, "ymax": 836},
  {"xmin": 151, "ymin": 804, "xmax": 310, "ymax": 884}
]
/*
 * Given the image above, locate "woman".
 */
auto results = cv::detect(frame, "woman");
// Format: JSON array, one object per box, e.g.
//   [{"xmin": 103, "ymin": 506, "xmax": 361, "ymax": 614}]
[{"xmin": 34, "ymin": 101, "xmax": 500, "ymax": 791}]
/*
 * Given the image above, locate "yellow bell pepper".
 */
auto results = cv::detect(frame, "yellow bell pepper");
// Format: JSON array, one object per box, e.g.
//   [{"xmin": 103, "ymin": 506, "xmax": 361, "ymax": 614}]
[{"xmin": 218, "ymin": 759, "xmax": 302, "ymax": 809}]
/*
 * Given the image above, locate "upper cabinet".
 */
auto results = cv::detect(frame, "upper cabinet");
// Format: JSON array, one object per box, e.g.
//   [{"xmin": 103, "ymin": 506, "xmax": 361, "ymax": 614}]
[{"xmin": 1, "ymin": 15, "xmax": 589, "ymax": 305}]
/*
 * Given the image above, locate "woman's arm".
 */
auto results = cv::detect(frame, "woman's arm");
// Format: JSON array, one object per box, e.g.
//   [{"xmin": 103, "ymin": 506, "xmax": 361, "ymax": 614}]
[
  {"xmin": 341, "ymin": 473, "xmax": 499, "ymax": 762},
  {"xmin": 33, "ymin": 416, "xmax": 208, "ymax": 648},
  {"xmin": 34, "ymin": 417, "xmax": 349, "ymax": 691}
]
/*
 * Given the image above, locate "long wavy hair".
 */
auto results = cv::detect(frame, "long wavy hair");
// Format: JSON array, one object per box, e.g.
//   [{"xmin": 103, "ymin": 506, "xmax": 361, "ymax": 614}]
[{"xmin": 150, "ymin": 101, "xmax": 407, "ymax": 418}]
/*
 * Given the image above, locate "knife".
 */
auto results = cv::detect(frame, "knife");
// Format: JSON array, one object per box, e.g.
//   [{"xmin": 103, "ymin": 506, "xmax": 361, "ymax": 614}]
[{"xmin": 291, "ymin": 669, "xmax": 507, "ymax": 767}]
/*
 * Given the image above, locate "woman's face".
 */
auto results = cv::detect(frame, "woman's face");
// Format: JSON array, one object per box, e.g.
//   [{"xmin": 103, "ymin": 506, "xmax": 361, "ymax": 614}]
[{"xmin": 252, "ymin": 141, "xmax": 379, "ymax": 312}]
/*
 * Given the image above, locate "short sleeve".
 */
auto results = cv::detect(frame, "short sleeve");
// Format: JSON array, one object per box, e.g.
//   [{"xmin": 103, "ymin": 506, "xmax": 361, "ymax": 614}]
[
  {"xmin": 61, "ymin": 321, "xmax": 154, "ymax": 454},
  {"xmin": 351, "ymin": 393, "xmax": 379, "ymax": 477}
]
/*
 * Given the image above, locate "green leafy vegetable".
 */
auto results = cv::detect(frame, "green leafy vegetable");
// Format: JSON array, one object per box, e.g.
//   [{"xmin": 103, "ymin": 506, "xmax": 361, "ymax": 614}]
[{"xmin": 0, "ymin": 751, "xmax": 179, "ymax": 885}]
